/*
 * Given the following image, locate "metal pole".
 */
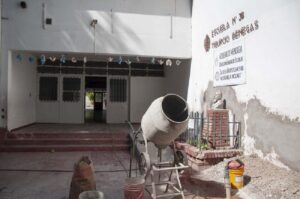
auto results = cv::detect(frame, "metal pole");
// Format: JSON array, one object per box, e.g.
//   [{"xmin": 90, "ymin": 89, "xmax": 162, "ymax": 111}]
[
  {"xmin": 233, "ymin": 114, "xmax": 236, "ymax": 147},
  {"xmin": 127, "ymin": 63, "xmax": 131, "ymax": 122},
  {"xmin": 220, "ymin": 115, "xmax": 222, "ymax": 148}
]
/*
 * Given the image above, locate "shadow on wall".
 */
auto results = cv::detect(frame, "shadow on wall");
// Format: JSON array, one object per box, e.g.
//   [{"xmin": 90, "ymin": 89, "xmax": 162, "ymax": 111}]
[
  {"xmin": 62, "ymin": 10, "xmax": 143, "ymax": 54},
  {"xmin": 165, "ymin": 59, "xmax": 191, "ymax": 99}
]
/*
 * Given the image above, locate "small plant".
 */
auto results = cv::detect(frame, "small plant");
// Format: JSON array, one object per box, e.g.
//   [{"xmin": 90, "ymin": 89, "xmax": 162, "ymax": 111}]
[
  {"xmin": 198, "ymin": 138, "xmax": 210, "ymax": 150},
  {"xmin": 198, "ymin": 142, "xmax": 209, "ymax": 150},
  {"xmin": 86, "ymin": 91, "xmax": 94, "ymax": 105},
  {"xmin": 187, "ymin": 139, "xmax": 197, "ymax": 147}
]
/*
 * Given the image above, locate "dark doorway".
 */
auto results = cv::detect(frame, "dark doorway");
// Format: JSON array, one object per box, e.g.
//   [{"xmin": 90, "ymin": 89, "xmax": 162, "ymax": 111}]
[{"xmin": 85, "ymin": 76, "xmax": 107, "ymax": 123}]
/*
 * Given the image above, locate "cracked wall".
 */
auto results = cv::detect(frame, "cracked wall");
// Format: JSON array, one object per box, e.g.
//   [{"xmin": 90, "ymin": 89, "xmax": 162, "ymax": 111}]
[
  {"xmin": 203, "ymin": 81, "xmax": 300, "ymax": 171},
  {"xmin": 189, "ymin": 0, "xmax": 300, "ymax": 171}
]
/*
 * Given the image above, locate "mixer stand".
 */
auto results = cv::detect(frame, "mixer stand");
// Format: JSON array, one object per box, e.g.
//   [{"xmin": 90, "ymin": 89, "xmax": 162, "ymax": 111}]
[
  {"xmin": 127, "ymin": 121, "xmax": 189, "ymax": 199},
  {"xmin": 146, "ymin": 160, "xmax": 189, "ymax": 199},
  {"xmin": 140, "ymin": 135, "xmax": 189, "ymax": 199}
]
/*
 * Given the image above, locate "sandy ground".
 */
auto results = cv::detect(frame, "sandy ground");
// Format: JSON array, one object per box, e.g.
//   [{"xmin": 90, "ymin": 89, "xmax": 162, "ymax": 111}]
[{"xmin": 194, "ymin": 155, "xmax": 300, "ymax": 199}]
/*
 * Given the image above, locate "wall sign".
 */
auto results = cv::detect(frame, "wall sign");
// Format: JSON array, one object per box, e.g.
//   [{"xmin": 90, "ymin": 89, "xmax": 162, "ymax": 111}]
[
  {"xmin": 213, "ymin": 41, "xmax": 245, "ymax": 87},
  {"xmin": 204, "ymin": 11, "xmax": 259, "ymax": 52}
]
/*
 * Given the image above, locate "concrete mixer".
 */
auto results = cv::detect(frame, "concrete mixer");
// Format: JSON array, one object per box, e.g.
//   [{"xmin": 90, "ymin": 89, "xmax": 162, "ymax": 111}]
[{"xmin": 128, "ymin": 94, "xmax": 190, "ymax": 199}]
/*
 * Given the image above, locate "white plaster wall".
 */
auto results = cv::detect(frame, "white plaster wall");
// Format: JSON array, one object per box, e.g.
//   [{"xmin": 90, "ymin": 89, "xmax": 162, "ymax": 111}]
[
  {"xmin": 8, "ymin": 52, "xmax": 37, "ymax": 130},
  {"xmin": 165, "ymin": 60, "xmax": 191, "ymax": 99},
  {"xmin": 189, "ymin": 0, "xmax": 300, "ymax": 170},
  {"xmin": 130, "ymin": 77, "xmax": 165, "ymax": 123},
  {"xmin": 188, "ymin": 0, "xmax": 300, "ymax": 119},
  {"xmin": 0, "ymin": 0, "xmax": 4, "ymax": 128},
  {"xmin": 0, "ymin": 0, "xmax": 192, "ymax": 127},
  {"xmin": 1, "ymin": 0, "xmax": 191, "ymax": 58}
]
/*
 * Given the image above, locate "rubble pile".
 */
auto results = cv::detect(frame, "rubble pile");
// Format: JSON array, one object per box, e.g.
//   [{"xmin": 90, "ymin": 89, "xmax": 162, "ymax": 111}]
[{"xmin": 197, "ymin": 156, "xmax": 300, "ymax": 199}]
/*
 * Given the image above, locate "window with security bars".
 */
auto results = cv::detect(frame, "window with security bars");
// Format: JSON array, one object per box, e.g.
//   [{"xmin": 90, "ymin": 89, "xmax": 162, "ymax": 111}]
[
  {"xmin": 110, "ymin": 79, "xmax": 127, "ymax": 102},
  {"xmin": 39, "ymin": 77, "xmax": 58, "ymax": 101},
  {"xmin": 63, "ymin": 77, "xmax": 81, "ymax": 102}
]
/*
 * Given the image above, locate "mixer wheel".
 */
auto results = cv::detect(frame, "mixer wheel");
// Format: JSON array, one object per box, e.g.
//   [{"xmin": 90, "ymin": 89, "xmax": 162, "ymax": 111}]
[{"xmin": 139, "ymin": 152, "xmax": 151, "ymax": 178}]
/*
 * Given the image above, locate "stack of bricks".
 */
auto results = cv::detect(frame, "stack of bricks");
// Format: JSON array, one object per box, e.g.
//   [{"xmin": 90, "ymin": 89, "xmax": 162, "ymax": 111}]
[{"xmin": 202, "ymin": 109, "xmax": 229, "ymax": 148}]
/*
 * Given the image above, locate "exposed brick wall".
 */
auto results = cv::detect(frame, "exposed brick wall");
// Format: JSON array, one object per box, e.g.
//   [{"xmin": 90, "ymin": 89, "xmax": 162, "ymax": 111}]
[
  {"xmin": 203, "ymin": 109, "xmax": 230, "ymax": 148},
  {"xmin": 175, "ymin": 141, "xmax": 243, "ymax": 171}
]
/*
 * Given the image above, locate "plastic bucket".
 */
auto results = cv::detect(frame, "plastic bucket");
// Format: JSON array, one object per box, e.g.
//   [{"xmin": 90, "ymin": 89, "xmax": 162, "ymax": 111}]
[
  {"xmin": 79, "ymin": 191, "xmax": 104, "ymax": 199},
  {"xmin": 229, "ymin": 166, "xmax": 244, "ymax": 189},
  {"xmin": 124, "ymin": 177, "xmax": 145, "ymax": 199}
]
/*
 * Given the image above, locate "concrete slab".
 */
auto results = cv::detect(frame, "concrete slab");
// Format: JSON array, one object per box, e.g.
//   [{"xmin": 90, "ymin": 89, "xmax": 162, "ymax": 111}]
[
  {"xmin": 0, "ymin": 151, "xmax": 138, "ymax": 199},
  {"xmin": 0, "ymin": 151, "xmax": 242, "ymax": 199}
]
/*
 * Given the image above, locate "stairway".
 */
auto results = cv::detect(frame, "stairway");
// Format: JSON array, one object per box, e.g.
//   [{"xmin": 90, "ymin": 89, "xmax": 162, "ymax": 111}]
[{"xmin": 0, "ymin": 131, "xmax": 130, "ymax": 152}]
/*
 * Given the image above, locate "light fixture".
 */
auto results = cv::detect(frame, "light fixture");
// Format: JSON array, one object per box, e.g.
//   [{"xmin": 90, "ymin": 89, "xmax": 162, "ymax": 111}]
[{"xmin": 83, "ymin": 56, "xmax": 87, "ymax": 63}]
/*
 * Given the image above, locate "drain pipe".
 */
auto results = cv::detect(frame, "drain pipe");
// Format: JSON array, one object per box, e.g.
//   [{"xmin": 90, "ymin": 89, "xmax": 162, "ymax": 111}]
[{"xmin": 224, "ymin": 165, "xmax": 231, "ymax": 199}]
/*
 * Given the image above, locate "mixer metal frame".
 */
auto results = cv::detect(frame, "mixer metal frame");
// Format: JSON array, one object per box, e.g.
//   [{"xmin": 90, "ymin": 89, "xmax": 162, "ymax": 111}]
[{"xmin": 128, "ymin": 122, "xmax": 189, "ymax": 199}]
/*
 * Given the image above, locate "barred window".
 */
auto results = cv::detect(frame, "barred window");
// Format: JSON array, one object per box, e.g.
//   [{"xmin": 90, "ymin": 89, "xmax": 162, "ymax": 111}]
[
  {"xmin": 63, "ymin": 77, "xmax": 81, "ymax": 102},
  {"xmin": 110, "ymin": 79, "xmax": 127, "ymax": 102},
  {"xmin": 39, "ymin": 77, "xmax": 58, "ymax": 101}
]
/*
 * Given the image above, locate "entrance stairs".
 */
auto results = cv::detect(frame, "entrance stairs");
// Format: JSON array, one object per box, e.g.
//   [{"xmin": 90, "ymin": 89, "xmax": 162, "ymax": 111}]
[{"xmin": 0, "ymin": 129, "xmax": 130, "ymax": 152}]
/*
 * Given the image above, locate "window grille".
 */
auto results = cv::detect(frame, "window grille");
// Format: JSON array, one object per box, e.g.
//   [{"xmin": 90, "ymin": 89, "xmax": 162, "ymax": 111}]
[
  {"xmin": 39, "ymin": 77, "xmax": 58, "ymax": 101},
  {"xmin": 63, "ymin": 77, "xmax": 81, "ymax": 102},
  {"xmin": 110, "ymin": 78, "xmax": 127, "ymax": 102}
]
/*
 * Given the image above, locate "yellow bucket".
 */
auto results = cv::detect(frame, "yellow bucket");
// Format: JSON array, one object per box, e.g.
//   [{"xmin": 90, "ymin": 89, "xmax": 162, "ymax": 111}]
[{"xmin": 229, "ymin": 166, "xmax": 244, "ymax": 189}]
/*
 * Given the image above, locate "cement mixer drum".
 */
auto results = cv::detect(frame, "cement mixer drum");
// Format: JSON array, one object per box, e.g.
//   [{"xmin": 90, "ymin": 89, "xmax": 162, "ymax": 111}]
[{"xmin": 141, "ymin": 94, "xmax": 189, "ymax": 148}]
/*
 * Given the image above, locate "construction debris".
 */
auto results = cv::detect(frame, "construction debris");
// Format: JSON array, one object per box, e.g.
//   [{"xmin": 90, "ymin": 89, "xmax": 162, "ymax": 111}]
[{"xmin": 197, "ymin": 156, "xmax": 300, "ymax": 199}]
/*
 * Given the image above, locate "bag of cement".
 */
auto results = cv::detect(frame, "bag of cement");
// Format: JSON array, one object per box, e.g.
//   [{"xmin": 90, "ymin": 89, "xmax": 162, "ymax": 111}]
[{"xmin": 69, "ymin": 156, "xmax": 96, "ymax": 199}]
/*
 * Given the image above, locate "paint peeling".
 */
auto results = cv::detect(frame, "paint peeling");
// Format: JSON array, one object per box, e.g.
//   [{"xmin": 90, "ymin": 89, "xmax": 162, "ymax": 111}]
[
  {"xmin": 263, "ymin": 148, "xmax": 290, "ymax": 170},
  {"xmin": 243, "ymin": 113, "xmax": 290, "ymax": 171},
  {"xmin": 188, "ymin": 80, "xmax": 300, "ymax": 171}
]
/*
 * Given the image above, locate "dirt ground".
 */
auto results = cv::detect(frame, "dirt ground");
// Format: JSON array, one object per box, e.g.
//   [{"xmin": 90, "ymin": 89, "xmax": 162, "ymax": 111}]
[{"xmin": 194, "ymin": 155, "xmax": 300, "ymax": 199}]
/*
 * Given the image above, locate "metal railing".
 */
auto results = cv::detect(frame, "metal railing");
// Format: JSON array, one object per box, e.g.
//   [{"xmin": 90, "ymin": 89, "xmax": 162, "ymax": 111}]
[{"xmin": 179, "ymin": 112, "xmax": 241, "ymax": 150}]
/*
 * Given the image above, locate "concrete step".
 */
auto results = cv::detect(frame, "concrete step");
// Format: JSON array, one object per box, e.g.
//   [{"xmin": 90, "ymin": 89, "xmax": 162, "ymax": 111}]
[
  {"xmin": 0, "ymin": 144, "xmax": 129, "ymax": 152},
  {"xmin": 7, "ymin": 132, "xmax": 128, "ymax": 139},
  {"xmin": 4, "ymin": 138, "xmax": 129, "ymax": 145}
]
